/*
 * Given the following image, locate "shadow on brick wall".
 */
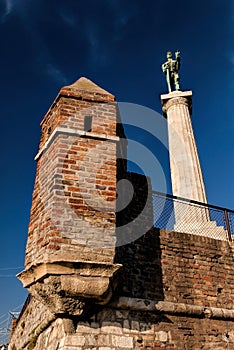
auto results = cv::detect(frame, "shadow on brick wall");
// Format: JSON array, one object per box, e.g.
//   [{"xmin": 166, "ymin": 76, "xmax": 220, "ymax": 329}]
[{"xmin": 115, "ymin": 172, "xmax": 164, "ymax": 301}]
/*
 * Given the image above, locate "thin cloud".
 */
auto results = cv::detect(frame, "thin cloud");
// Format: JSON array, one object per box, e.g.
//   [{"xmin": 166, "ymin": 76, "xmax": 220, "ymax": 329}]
[
  {"xmin": 4, "ymin": 0, "xmax": 13, "ymax": 15},
  {"xmin": 83, "ymin": 11, "xmax": 138, "ymax": 65},
  {"xmin": 1, "ymin": 0, "xmax": 29, "ymax": 20},
  {"xmin": 57, "ymin": 2, "xmax": 78, "ymax": 28},
  {"xmin": 105, "ymin": 0, "xmax": 140, "ymax": 41},
  {"xmin": 84, "ymin": 21, "xmax": 109, "ymax": 65},
  {"xmin": 47, "ymin": 63, "xmax": 68, "ymax": 85},
  {"xmin": 1, "ymin": 0, "xmax": 15, "ymax": 20},
  {"xmin": 32, "ymin": 33, "xmax": 69, "ymax": 84},
  {"xmin": 0, "ymin": 0, "xmax": 69, "ymax": 84},
  {"xmin": 59, "ymin": 11, "xmax": 77, "ymax": 28}
]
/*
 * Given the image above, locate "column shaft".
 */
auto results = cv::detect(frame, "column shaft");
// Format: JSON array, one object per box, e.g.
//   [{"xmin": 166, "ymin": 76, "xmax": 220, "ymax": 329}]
[{"xmin": 161, "ymin": 91, "xmax": 209, "ymax": 224}]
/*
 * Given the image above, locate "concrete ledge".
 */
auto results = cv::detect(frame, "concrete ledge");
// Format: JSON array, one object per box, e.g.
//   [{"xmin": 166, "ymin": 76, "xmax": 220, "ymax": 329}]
[
  {"xmin": 17, "ymin": 261, "xmax": 122, "ymax": 287},
  {"xmin": 35, "ymin": 126, "xmax": 120, "ymax": 160},
  {"xmin": 161, "ymin": 90, "xmax": 192, "ymax": 100}
]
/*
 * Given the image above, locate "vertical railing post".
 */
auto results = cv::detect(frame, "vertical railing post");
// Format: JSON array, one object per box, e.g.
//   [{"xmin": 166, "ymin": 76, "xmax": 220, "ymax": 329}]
[{"xmin": 224, "ymin": 209, "xmax": 232, "ymax": 241}]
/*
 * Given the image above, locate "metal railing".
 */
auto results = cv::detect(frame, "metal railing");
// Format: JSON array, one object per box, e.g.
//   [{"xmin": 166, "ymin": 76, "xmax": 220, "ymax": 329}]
[{"xmin": 152, "ymin": 191, "xmax": 234, "ymax": 241}]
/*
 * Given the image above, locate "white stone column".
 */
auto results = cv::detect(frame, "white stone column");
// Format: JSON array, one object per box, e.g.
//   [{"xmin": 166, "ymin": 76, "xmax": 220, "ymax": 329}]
[
  {"xmin": 161, "ymin": 91, "xmax": 207, "ymax": 201},
  {"xmin": 161, "ymin": 91, "xmax": 211, "ymax": 227},
  {"xmin": 161, "ymin": 91, "xmax": 227, "ymax": 240}
]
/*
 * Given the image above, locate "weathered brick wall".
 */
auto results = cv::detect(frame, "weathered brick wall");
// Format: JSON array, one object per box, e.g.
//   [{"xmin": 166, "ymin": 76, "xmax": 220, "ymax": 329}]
[
  {"xmin": 115, "ymin": 228, "xmax": 163, "ymax": 300},
  {"xmin": 116, "ymin": 172, "xmax": 153, "ymax": 247},
  {"xmin": 39, "ymin": 83, "xmax": 116, "ymax": 152},
  {"xmin": 116, "ymin": 228, "xmax": 234, "ymax": 308},
  {"xmin": 11, "ymin": 229, "xmax": 234, "ymax": 349},
  {"xmin": 160, "ymin": 230, "xmax": 234, "ymax": 309},
  {"xmin": 26, "ymin": 133, "xmax": 117, "ymax": 267}
]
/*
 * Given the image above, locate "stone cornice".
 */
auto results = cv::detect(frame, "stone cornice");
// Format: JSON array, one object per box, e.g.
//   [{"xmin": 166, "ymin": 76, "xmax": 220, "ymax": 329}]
[
  {"xmin": 160, "ymin": 90, "xmax": 192, "ymax": 117},
  {"xmin": 18, "ymin": 261, "xmax": 123, "ymax": 316},
  {"xmin": 163, "ymin": 96, "xmax": 189, "ymax": 112}
]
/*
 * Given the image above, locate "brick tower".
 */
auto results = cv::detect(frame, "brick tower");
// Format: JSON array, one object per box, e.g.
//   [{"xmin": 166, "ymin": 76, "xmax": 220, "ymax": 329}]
[{"xmin": 18, "ymin": 77, "xmax": 126, "ymax": 316}]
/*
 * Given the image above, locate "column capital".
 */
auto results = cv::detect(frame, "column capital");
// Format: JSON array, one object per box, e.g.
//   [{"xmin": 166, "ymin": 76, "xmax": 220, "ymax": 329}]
[{"xmin": 160, "ymin": 90, "xmax": 193, "ymax": 117}]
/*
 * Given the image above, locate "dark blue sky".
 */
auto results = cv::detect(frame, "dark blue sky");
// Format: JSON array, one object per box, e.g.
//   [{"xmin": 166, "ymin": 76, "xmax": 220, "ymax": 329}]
[{"xmin": 0, "ymin": 0, "xmax": 233, "ymax": 335}]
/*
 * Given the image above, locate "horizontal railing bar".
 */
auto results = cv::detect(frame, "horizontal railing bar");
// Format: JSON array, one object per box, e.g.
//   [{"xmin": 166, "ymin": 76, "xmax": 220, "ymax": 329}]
[{"xmin": 152, "ymin": 190, "xmax": 234, "ymax": 214}]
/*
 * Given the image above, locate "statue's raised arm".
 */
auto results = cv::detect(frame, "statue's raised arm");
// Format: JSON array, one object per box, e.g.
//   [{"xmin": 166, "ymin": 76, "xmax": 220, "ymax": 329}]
[
  {"xmin": 175, "ymin": 50, "xmax": 180, "ymax": 71},
  {"xmin": 162, "ymin": 50, "xmax": 181, "ymax": 93}
]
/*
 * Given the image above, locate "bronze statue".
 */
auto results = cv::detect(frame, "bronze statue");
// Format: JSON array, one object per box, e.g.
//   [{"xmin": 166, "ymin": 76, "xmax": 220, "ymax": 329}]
[{"xmin": 162, "ymin": 51, "xmax": 181, "ymax": 93}]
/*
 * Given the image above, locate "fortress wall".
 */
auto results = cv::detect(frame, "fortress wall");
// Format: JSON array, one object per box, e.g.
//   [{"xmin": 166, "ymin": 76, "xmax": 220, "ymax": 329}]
[{"xmin": 10, "ymin": 229, "xmax": 234, "ymax": 349}]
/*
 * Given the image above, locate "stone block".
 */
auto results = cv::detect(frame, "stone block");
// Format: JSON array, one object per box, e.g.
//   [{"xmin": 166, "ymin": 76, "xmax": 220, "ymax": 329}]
[
  {"xmin": 156, "ymin": 331, "xmax": 168, "ymax": 342},
  {"xmin": 131, "ymin": 320, "xmax": 140, "ymax": 332},
  {"xmin": 101, "ymin": 322, "xmax": 123, "ymax": 334},
  {"xmin": 111, "ymin": 335, "xmax": 133, "ymax": 348},
  {"xmin": 64, "ymin": 335, "xmax": 85, "ymax": 346},
  {"xmin": 98, "ymin": 334, "xmax": 111, "ymax": 346},
  {"xmin": 85, "ymin": 334, "xmax": 98, "ymax": 346},
  {"xmin": 116, "ymin": 310, "xmax": 129, "ymax": 319},
  {"xmin": 77, "ymin": 321, "xmax": 101, "ymax": 334},
  {"xmin": 76, "ymin": 322, "xmax": 92, "ymax": 333},
  {"xmin": 139, "ymin": 322, "xmax": 154, "ymax": 334},
  {"xmin": 123, "ymin": 320, "xmax": 130, "ymax": 332}
]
